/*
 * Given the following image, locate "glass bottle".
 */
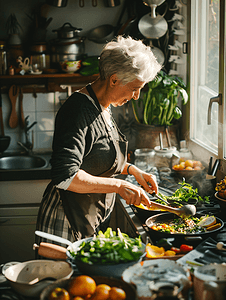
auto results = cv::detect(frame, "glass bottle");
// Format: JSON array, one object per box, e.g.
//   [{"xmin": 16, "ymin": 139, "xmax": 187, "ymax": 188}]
[{"xmin": 0, "ymin": 41, "xmax": 7, "ymax": 75}]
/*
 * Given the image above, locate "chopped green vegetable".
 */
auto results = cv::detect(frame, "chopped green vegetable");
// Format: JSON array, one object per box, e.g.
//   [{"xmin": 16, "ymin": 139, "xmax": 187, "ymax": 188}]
[{"xmin": 69, "ymin": 228, "xmax": 144, "ymax": 265}]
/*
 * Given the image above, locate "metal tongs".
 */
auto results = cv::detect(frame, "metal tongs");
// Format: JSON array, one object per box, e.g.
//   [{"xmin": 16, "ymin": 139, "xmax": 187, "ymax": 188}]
[{"xmin": 148, "ymin": 192, "xmax": 196, "ymax": 217}]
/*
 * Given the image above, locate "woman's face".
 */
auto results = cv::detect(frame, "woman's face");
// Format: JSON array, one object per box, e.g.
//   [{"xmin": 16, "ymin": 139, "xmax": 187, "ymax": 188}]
[{"xmin": 110, "ymin": 78, "xmax": 146, "ymax": 107}]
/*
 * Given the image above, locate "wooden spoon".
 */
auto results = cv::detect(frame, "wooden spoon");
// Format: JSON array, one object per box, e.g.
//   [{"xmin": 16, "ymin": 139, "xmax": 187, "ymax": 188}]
[{"xmin": 8, "ymin": 85, "xmax": 19, "ymax": 128}]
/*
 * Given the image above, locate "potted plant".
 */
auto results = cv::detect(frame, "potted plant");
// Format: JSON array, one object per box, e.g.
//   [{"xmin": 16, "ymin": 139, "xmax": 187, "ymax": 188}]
[
  {"xmin": 132, "ymin": 70, "xmax": 188, "ymax": 126},
  {"xmin": 6, "ymin": 13, "xmax": 22, "ymax": 45},
  {"xmin": 130, "ymin": 71, "xmax": 188, "ymax": 149}
]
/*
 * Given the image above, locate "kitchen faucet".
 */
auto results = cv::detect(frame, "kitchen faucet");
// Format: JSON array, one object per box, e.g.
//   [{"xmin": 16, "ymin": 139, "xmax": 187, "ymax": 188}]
[{"xmin": 18, "ymin": 116, "xmax": 37, "ymax": 154}]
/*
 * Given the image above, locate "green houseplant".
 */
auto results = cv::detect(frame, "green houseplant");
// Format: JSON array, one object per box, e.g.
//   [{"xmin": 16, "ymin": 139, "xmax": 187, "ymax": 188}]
[
  {"xmin": 132, "ymin": 71, "xmax": 188, "ymax": 126},
  {"xmin": 6, "ymin": 13, "xmax": 22, "ymax": 45}
]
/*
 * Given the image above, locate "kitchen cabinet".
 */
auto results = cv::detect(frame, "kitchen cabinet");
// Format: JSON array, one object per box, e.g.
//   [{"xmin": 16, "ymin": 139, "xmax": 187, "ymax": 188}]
[
  {"xmin": 0, "ymin": 179, "xmax": 50, "ymax": 264},
  {"xmin": 0, "ymin": 74, "xmax": 99, "ymax": 94}
]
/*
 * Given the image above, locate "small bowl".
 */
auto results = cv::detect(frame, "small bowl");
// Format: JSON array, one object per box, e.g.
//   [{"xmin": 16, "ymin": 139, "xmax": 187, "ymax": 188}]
[
  {"xmin": 40, "ymin": 276, "xmax": 137, "ymax": 300},
  {"xmin": 59, "ymin": 60, "xmax": 81, "ymax": 73},
  {"xmin": 215, "ymin": 192, "xmax": 226, "ymax": 210},
  {"xmin": 4, "ymin": 260, "xmax": 73, "ymax": 298}
]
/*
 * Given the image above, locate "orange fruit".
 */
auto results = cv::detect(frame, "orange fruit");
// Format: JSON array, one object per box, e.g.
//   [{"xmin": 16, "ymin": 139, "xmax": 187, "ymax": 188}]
[
  {"xmin": 173, "ymin": 164, "xmax": 179, "ymax": 170},
  {"xmin": 193, "ymin": 160, "xmax": 202, "ymax": 168},
  {"xmin": 108, "ymin": 287, "xmax": 126, "ymax": 300},
  {"xmin": 48, "ymin": 287, "xmax": 70, "ymax": 300},
  {"xmin": 68, "ymin": 275, "xmax": 96, "ymax": 297},
  {"xmin": 185, "ymin": 160, "xmax": 194, "ymax": 168},
  {"xmin": 73, "ymin": 298, "xmax": 84, "ymax": 300},
  {"xmin": 194, "ymin": 166, "xmax": 201, "ymax": 170},
  {"xmin": 185, "ymin": 166, "xmax": 193, "ymax": 170},
  {"xmin": 177, "ymin": 162, "xmax": 185, "ymax": 170},
  {"xmin": 90, "ymin": 284, "xmax": 111, "ymax": 300}
]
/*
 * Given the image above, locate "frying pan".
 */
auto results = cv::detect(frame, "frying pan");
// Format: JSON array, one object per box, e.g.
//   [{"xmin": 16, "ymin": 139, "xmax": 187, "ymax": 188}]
[
  {"xmin": 138, "ymin": 2, "xmax": 168, "ymax": 39},
  {"xmin": 145, "ymin": 212, "xmax": 224, "ymax": 240}
]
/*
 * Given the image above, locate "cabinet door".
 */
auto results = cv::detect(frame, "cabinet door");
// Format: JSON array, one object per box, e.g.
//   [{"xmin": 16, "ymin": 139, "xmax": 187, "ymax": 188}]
[{"xmin": 0, "ymin": 206, "xmax": 39, "ymax": 264}]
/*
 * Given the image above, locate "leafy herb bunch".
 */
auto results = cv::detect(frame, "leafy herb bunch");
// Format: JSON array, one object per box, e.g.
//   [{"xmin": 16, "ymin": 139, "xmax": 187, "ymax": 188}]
[
  {"xmin": 132, "ymin": 71, "xmax": 188, "ymax": 126},
  {"xmin": 158, "ymin": 181, "xmax": 210, "ymax": 206}
]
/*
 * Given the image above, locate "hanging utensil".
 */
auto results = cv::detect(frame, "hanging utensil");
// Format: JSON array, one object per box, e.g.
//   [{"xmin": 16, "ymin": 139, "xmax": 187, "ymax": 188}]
[
  {"xmin": 19, "ymin": 87, "xmax": 25, "ymax": 129},
  {"xmin": 0, "ymin": 85, "xmax": 11, "ymax": 153},
  {"xmin": 138, "ymin": 3, "xmax": 168, "ymax": 39},
  {"xmin": 149, "ymin": 40, "xmax": 165, "ymax": 66},
  {"xmin": 79, "ymin": 0, "xmax": 84, "ymax": 7},
  {"xmin": 104, "ymin": 0, "xmax": 120, "ymax": 7},
  {"xmin": 8, "ymin": 85, "xmax": 19, "ymax": 129}
]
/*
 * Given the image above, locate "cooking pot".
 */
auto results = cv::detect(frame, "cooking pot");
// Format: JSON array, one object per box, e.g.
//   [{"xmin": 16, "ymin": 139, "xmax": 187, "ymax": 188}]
[
  {"xmin": 145, "ymin": 212, "xmax": 224, "ymax": 240},
  {"xmin": 53, "ymin": 23, "xmax": 82, "ymax": 39},
  {"xmin": 193, "ymin": 264, "xmax": 226, "ymax": 300},
  {"xmin": 51, "ymin": 37, "xmax": 85, "ymax": 55}
]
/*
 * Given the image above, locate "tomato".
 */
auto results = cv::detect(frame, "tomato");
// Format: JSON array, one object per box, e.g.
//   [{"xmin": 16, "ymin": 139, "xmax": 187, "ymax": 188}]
[
  {"xmin": 170, "ymin": 247, "xmax": 181, "ymax": 254},
  {"xmin": 180, "ymin": 244, "xmax": 193, "ymax": 253}
]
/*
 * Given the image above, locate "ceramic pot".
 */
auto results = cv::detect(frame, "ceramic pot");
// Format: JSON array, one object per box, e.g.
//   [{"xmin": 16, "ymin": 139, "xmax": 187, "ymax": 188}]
[{"xmin": 132, "ymin": 123, "xmax": 179, "ymax": 150}]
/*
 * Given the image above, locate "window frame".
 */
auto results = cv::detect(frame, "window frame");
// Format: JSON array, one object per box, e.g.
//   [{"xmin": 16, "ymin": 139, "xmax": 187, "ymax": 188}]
[{"xmin": 186, "ymin": 0, "xmax": 226, "ymax": 167}]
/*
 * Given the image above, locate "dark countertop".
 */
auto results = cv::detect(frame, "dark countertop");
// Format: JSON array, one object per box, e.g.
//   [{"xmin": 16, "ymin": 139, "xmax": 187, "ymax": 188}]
[{"xmin": 0, "ymin": 152, "xmax": 52, "ymax": 181}]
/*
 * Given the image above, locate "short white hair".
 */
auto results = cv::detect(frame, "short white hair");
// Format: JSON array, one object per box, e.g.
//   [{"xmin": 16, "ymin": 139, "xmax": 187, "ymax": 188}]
[{"xmin": 99, "ymin": 35, "xmax": 162, "ymax": 85}]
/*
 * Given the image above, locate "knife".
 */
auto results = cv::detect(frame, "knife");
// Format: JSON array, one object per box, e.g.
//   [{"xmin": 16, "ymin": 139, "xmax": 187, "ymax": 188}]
[{"xmin": 208, "ymin": 156, "xmax": 213, "ymax": 175}]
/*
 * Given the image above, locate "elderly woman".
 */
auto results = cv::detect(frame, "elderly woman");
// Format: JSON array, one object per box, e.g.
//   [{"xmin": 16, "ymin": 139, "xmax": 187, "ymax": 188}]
[{"xmin": 36, "ymin": 36, "xmax": 161, "ymax": 243}]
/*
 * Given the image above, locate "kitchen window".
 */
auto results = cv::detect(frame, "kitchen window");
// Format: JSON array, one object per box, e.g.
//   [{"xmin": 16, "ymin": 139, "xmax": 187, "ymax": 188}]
[{"xmin": 189, "ymin": 0, "xmax": 225, "ymax": 159}]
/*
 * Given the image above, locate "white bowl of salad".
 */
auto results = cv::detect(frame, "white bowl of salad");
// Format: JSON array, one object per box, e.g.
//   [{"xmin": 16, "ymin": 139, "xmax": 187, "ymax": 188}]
[{"xmin": 67, "ymin": 228, "xmax": 146, "ymax": 279}]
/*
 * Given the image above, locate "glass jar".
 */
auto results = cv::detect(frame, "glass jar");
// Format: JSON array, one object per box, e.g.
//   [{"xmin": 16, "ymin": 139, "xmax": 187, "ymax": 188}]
[
  {"xmin": 154, "ymin": 146, "xmax": 180, "ymax": 169},
  {"xmin": 0, "ymin": 41, "xmax": 7, "ymax": 75},
  {"xmin": 134, "ymin": 148, "xmax": 155, "ymax": 171},
  {"xmin": 30, "ymin": 53, "xmax": 50, "ymax": 72},
  {"xmin": 178, "ymin": 140, "xmax": 193, "ymax": 161}
]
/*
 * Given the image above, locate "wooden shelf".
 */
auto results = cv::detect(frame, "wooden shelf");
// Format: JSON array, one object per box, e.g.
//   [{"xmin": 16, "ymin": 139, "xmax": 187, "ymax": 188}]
[{"xmin": 0, "ymin": 73, "xmax": 99, "ymax": 93}]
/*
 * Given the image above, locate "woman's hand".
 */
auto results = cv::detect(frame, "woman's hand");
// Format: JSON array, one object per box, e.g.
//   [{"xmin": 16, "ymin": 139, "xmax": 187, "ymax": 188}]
[
  {"xmin": 125, "ymin": 164, "xmax": 158, "ymax": 195},
  {"xmin": 117, "ymin": 180, "xmax": 152, "ymax": 207}
]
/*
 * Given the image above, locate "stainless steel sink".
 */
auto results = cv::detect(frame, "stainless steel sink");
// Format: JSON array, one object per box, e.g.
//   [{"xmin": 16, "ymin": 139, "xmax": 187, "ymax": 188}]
[{"xmin": 0, "ymin": 155, "xmax": 48, "ymax": 170}]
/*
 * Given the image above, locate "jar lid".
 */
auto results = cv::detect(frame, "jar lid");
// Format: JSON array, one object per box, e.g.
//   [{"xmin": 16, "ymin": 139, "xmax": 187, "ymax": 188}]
[{"xmin": 154, "ymin": 146, "xmax": 177, "ymax": 153}]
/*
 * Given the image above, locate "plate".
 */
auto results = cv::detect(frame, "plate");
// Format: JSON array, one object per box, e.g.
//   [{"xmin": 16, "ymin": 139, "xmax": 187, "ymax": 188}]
[
  {"xmin": 31, "ymin": 71, "xmax": 43, "ymax": 75},
  {"xmin": 122, "ymin": 259, "xmax": 190, "ymax": 300}
]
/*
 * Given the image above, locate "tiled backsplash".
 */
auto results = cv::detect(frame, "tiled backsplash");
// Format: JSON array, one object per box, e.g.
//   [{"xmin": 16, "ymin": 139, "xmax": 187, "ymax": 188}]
[
  {"xmin": 2, "ymin": 91, "xmax": 67, "ymax": 152},
  {"xmin": 2, "ymin": 90, "xmax": 124, "ymax": 153}
]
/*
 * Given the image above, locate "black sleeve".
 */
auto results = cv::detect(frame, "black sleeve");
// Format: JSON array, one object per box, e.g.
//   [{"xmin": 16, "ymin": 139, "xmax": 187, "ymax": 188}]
[{"xmin": 50, "ymin": 93, "xmax": 97, "ymax": 185}]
